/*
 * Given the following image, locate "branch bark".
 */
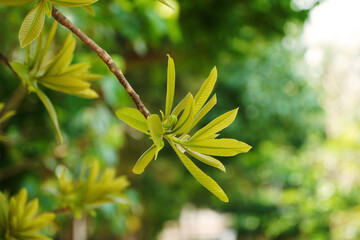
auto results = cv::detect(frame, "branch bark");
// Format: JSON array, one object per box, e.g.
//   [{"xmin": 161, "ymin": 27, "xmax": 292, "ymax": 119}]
[{"xmin": 51, "ymin": 6, "xmax": 150, "ymax": 118}]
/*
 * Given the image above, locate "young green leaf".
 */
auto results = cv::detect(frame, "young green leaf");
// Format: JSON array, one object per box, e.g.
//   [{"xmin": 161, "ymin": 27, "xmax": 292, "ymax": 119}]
[
  {"xmin": 38, "ymin": 21, "xmax": 58, "ymax": 68},
  {"xmin": 133, "ymin": 145, "xmax": 157, "ymax": 174},
  {"xmin": 165, "ymin": 54, "xmax": 175, "ymax": 116},
  {"xmin": 19, "ymin": 0, "xmax": 46, "ymax": 48},
  {"xmin": 0, "ymin": 0, "xmax": 35, "ymax": 6},
  {"xmin": 193, "ymin": 67, "xmax": 217, "ymax": 114},
  {"xmin": 184, "ymin": 138, "xmax": 252, "ymax": 157},
  {"xmin": 171, "ymin": 92, "xmax": 192, "ymax": 117},
  {"xmin": 49, "ymin": 0, "xmax": 98, "ymax": 7},
  {"xmin": 34, "ymin": 87, "xmax": 63, "ymax": 144},
  {"xmin": 170, "ymin": 94, "xmax": 194, "ymax": 135},
  {"xmin": 45, "ymin": 0, "xmax": 52, "ymax": 18},
  {"xmin": 44, "ymin": 34, "xmax": 76, "ymax": 76},
  {"xmin": 191, "ymin": 108, "xmax": 238, "ymax": 140},
  {"xmin": 9, "ymin": 61, "xmax": 31, "ymax": 86},
  {"xmin": 184, "ymin": 146, "xmax": 226, "ymax": 172},
  {"xmin": 147, "ymin": 114, "xmax": 164, "ymax": 158},
  {"xmin": 0, "ymin": 110, "xmax": 16, "ymax": 124},
  {"xmin": 158, "ymin": 0, "xmax": 174, "ymax": 9},
  {"xmin": 115, "ymin": 107, "xmax": 149, "ymax": 134},
  {"xmin": 82, "ymin": 5, "xmax": 95, "ymax": 15},
  {"xmin": 186, "ymin": 94, "xmax": 217, "ymax": 135},
  {"xmin": 170, "ymin": 141, "xmax": 228, "ymax": 202}
]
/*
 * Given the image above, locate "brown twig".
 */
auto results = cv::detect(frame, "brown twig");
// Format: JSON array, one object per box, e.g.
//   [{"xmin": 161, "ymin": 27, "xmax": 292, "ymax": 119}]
[
  {"xmin": 51, "ymin": 207, "xmax": 71, "ymax": 214},
  {"xmin": 0, "ymin": 52, "xmax": 17, "ymax": 77},
  {"xmin": 51, "ymin": 6, "xmax": 151, "ymax": 118},
  {"xmin": 0, "ymin": 53, "xmax": 28, "ymax": 131}
]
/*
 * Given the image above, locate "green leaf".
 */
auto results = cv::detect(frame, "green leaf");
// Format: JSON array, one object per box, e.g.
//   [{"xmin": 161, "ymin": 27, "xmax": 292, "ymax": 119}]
[
  {"xmin": 44, "ymin": 34, "xmax": 76, "ymax": 76},
  {"xmin": 10, "ymin": 61, "xmax": 31, "ymax": 86},
  {"xmin": 193, "ymin": 67, "xmax": 217, "ymax": 114},
  {"xmin": 34, "ymin": 87, "xmax": 63, "ymax": 144},
  {"xmin": 191, "ymin": 108, "xmax": 238, "ymax": 140},
  {"xmin": 45, "ymin": 0, "xmax": 52, "ymax": 18},
  {"xmin": 183, "ymin": 146, "xmax": 225, "ymax": 172},
  {"xmin": 171, "ymin": 92, "xmax": 192, "ymax": 117},
  {"xmin": 38, "ymin": 21, "xmax": 58, "ymax": 68},
  {"xmin": 133, "ymin": 145, "xmax": 156, "ymax": 174},
  {"xmin": 19, "ymin": 0, "xmax": 46, "ymax": 48},
  {"xmin": 186, "ymin": 94, "xmax": 217, "ymax": 135},
  {"xmin": 158, "ymin": 0, "xmax": 174, "ymax": 9},
  {"xmin": 183, "ymin": 138, "xmax": 252, "ymax": 157},
  {"xmin": 39, "ymin": 75, "xmax": 91, "ymax": 90},
  {"xmin": 170, "ymin": 94, "xmax": 194, "ymax": 135},
  {"xmin": 49, "ymin": 0, "xmax": 98, "ymax": 7},
  {"xmin": 0, "ymin": 110, "xmax": 16, "ymax": 124},
  {"xmin": 115, "ymin": 108, "xmax": 149, "ymax": 134},
  {"xmin": 169, "ymin": 140, "xmax": 228, "ymax": 202},
  {"xmin": 165, "ymin": 54, "xmax": 175, "ymax": 116},
  {"xmin": 82, "ymin": 5, "xmax": 95, "ymax": 15},
  {"xmin": 147, "ymin": 114, "xmax": 164, "ymax": 158},
  {"xmin": 0, "ymin": 0, "xmax": 35, "ymax": 6}
]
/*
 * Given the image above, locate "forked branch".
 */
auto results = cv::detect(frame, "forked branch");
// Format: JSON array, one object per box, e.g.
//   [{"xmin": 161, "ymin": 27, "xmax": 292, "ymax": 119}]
[{"xmin": 51, "ymin": 6, "xmax": 150, "ymax": 118}]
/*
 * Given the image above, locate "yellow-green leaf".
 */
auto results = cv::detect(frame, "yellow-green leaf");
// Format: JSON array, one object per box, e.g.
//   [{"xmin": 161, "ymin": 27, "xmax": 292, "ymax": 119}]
[
  {"xmin": 0, "ymin": 110, "xmax": 15, "ymax": 124},
  {"xmin": 171, "ymin": 94, "xmax": 194, "ymax": 135},
  {"xmin": 191, "ymin": 108, "xmax": 238, "ymax": 140},
  {"xmin": 170, "ymin": 140, "xmax": 228, "ymax": 202},
  {"xmin": 38, "ymin": 21, "xmax": 58, "ymax": 68},
  {"xmin": 44, "ymin": 34, "xmax": 75, "ymax": 76},
  {"xmin": 158, "ymin": 0, "xmax": 174, "ymax": 9},
  {"xmin": 49, "ymin": 0, "xmax": 98, "ymax": 7},
  {"xmin": 184, "ymin": 146, "xmax": 225, "ymax": 172},
  {"xmin": 147, "ymin": 114, "xmax": 164, "ymax": 158},
  {"xmin": 133, "ymin": 145, "xmax": 156, "ymax": 174},
  {"xmin": 10, "ymin": 61, "xmax": 31, "ymax": 86},
  {"xmin": 72, "ymin": 89, "xmax": 99, "ymax": 99},
  {"xmin": 186, "ymin": 94, "xmax": 217, "ymax": 134},
  {"xmin": 165, "ymin": 54, "xmax": 175, "ymax": 116},
  {"xmin": 183, "ymin": 138, "xmax": 252, "ymax": 157},
  {"xmin": 171, "ymin": 92, "xmax": 192, "ymax": 117},
  {"xmin": 115, "ymin": 107, "xmax": 149, "ymax": 134},
  {"xmin": 82, "ymin": 5, "xmax": 95, "ymax": 15},
  {"xmin": 45, "ymin": 0, "xmax": 52, "ymax": 18},
  {"xmin": 19, "ymin": 0, "xmax": 46, "ymax": 48},
  {"xmin": 193, "ymin": 67, "xmax": 217, "ymax": 114},
  {"xmin": 0, "ymin": 0, "xmax": 35, "ymax": 6},
  {"xmin": 34, "ymin": 87, "xmax": 63, "ymax": 144}
]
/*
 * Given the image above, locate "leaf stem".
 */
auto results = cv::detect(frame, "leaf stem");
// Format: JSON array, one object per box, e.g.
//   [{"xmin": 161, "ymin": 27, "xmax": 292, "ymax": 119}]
[{"xmin": 51, "ymin": 6, "xmax": 150, "ymax": 118}]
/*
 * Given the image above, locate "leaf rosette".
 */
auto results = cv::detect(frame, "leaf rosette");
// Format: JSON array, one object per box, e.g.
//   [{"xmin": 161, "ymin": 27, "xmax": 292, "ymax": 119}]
[
  {"xmin": 116, "ymin": 55, "xmax": 252, "ymax": 202},
  {"xmin": 0, "ymin": 189, "xmax": 55, "ymax": 240},
  {"xmin": 10, "ymin": 22, "xmax": 102, "ymax": 144}
]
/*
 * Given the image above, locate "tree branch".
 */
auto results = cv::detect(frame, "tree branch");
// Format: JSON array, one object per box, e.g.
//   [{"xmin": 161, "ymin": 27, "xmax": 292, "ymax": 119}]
[
  {"xmin": 51, "ymin": 6, "xmax": 150, "ymax": 118},
  {"xmin": 0, "ymin": 52, "xmax": 18, "ymax": 77},
  {"xmin": 0, "ymin": 52, "xmax": 28, "ymax": 131}
]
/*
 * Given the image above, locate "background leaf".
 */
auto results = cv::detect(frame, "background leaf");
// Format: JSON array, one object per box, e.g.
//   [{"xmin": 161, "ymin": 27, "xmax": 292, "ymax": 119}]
[{"xmin": 19, "ymin": 0, "xmax": 46, "ymax": 48}]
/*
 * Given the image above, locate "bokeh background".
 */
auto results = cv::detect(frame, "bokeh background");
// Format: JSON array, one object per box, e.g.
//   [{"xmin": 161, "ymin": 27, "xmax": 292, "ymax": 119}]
[{"xmin": 1, "ymin": 0, "xmax": 360, "ymax": 239}]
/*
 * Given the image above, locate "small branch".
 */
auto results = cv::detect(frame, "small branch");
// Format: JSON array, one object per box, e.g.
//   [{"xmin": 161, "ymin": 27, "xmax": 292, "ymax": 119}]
[
  {"xmin": 51, "ymin": 6, "xmax": 150, "ymax": 118},
  {"xmin": 51, "ymin": 207, "xmax": 71, "ymax": 214},
  {"xmin": 0, "ymin": 52, "xmax": 28, "ymax": 131},
  {"xmin": 0, "ymin": 52, "xmax": 17, "ymax": 77}
]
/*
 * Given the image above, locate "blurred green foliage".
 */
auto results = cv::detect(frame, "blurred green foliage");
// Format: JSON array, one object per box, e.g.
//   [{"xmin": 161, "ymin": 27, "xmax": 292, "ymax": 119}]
[{"xmin": 3, "ymin": 0, "xmax": 359, "ymax": 240}]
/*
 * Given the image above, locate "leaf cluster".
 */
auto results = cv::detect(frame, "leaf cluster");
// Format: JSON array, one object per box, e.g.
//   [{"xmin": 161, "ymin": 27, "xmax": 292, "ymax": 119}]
[
  {"xmin": 10, "ymin": 22, "xmax": 101, "ymax": 143},
  {"xmin": 116, "ymin": 55, "xmax": 251, "ymax": 202},
  {"xmin": 45, "ymin": 161, "xmax": 129, "ymax": 218},
  {"xmin": 0, "ymin": 189, "xmax": 54, "ymax": 240},
  {"xmin": 0, "ymin": 0, "xmax": 98, "ymax": 47}
]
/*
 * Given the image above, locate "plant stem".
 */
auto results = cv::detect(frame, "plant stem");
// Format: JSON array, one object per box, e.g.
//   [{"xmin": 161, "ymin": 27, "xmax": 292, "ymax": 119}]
[{"xmin": 51, "ymin": 6, "xmax": 150, "ymax": 118}]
